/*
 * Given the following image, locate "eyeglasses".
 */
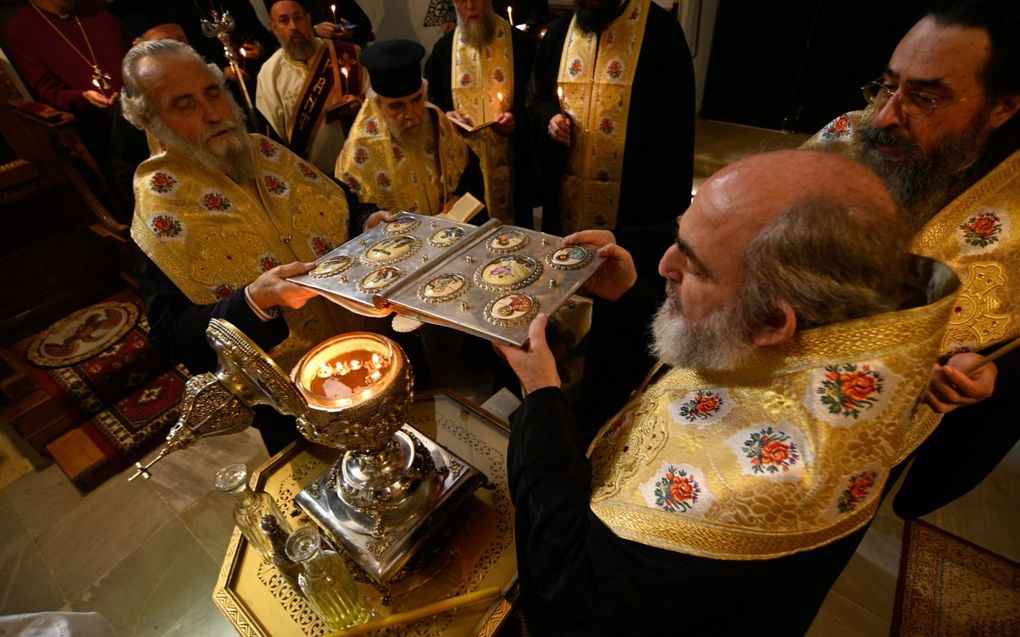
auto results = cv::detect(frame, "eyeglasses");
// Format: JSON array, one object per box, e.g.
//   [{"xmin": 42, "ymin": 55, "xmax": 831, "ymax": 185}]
[{"xmin": 861, "ymin": 80, "xmax": 980, "ymax": 119}]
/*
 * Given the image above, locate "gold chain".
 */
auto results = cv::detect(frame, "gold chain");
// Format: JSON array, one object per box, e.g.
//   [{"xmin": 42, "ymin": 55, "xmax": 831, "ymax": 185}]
[{"xmin": 29, "ymin": 0, "xmax": 111, "ymax": 91}]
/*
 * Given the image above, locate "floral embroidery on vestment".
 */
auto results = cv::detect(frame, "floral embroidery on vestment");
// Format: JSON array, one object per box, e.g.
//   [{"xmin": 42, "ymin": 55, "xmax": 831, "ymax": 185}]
[
  {"xmin": 817, "ymin": 363, "xmax": 883, "ymax": 419},
  {"xmin": 213, "ymin": 282, "xmax": 236, "ymax": 299},
  {"xmin": 821, "ymin": 114, "xmax": 853, "ymax": 140},
  {"xmin": 149, "ymin": 172, "xmax": 178, "ymax": 194},
  {"xmin": 958, "ymin": 210, "xmax": 1003, "ymax": 248},
  {"xmin": 200, "ymin": 191, "xmax": 231, "ymax": 212},
  {"xmin": 741, "ymin": 426, "xmax": 800, "ymax": 474},
  {"xmin": 309, "ymin": 235, "xmax": 331, "ymax": 256},
  {"xmin": 651, "ymin": 465, "xmax": 701, "ymax": 513},
  {"xmin": 150, "ymin": 213, "xmax": 183, "ymax": 239},
  {"xmin": 263, "ymin": 174, "xmax": 289, "ymax": 196},
  {"xmin": 836, "ymin": 469, "xmax": 878, "ymax": 513}
]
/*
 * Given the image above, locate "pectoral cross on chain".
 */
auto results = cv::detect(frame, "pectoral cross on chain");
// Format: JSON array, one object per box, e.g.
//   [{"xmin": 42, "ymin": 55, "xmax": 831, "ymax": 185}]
[{"xmin": 91, "ymin": 66, "xmax": 112, "ymax": 92}]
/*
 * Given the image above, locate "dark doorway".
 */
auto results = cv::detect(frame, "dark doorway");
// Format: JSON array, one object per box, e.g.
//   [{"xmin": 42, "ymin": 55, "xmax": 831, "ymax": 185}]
[{"xmin": 700, "ymin": 0, "xmax": 928, "ymax": 133}]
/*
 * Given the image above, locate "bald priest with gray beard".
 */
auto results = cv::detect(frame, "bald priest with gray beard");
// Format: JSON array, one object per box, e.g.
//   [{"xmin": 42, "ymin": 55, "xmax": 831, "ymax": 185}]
[{"xmin": 496, "ymin": 150, "xmax": 965, "ymax": 636}]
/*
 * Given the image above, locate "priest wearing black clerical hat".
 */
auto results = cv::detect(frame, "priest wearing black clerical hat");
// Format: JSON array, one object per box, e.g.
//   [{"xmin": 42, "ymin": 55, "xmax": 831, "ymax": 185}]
[{"xmin": 335, "ymin": 39, "xmax": 482, "ymax": 228}]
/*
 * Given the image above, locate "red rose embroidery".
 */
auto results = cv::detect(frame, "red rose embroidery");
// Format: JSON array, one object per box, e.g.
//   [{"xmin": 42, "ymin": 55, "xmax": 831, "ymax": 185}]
[
  {"xmin": 365, "ymin": 119, "xmax": 380, "ymax": 135},
  {"xmin": 258, "ymin": 138, "xmax": 276, "ymax": 157},
  {"xmin": 354, "ymin": 147, "xmax": 370, "ymax": 164},
  {"xmin": 149, "ymin": 172, "xmax": 178, "ymax": 193},
  {"xmin": 653, "ymin": 466, "xmax": 700, "ymax": 513},
  {"xmin": 346, "ymin": 175, "xmax": 362, "ymax": 192},
  {"xmin": 260, "ymin": 255, "xmax": 280, "ymax": 272},
  {"xmin": 818, "ymin": 363, "xmax": 884, "ymax": 419},
  {"xmin": 150, "ymin": 214, "xmax": 182, "ymax": 238},
  {"xmin": 263, "ymin": 174, "xmax": 288, "ymax": 195},
  {"xmin": 375, "ymin": 172, "xmax": 392, "ymax": 189},
  {"xmin": 201, "ymin": 192, "xmax": 231, "ymax": 211},
  {"xmin": 599, "ymin": 117, "xmax": 615, "ymax": 135},
  {"xmin": 569, "ymin": 57, "xmax": 583, "ymax": 77},
  {"xmin": 460, "ymin": 72, "xmax": 473, "ymax": 87},
  {"xmin": 959, "ymin": 211, "xmax": 1002, "ymax": 248},
  {"xmin": 606, "ymin": 60, "xmax": 623, "ymax": 79},
  {"xmin": 393, "ymin": 146, "xmax": 405, "ymax": 162},
  {"xmin": 214, "ymin": 283, "xmax": 236, "ymax": 299},
  {"xmin": 837, "ymin": 470, "xmax": 878, "ymax": 513},
  {"xmin": 311, "ymin": 236, "xmax": 330, "ymax": 256},
  {"xmin": 298, "ymin": 163, "xmax": 318, "ymax": 179},
  {"xmin": 492, "ymin": 68, "xmax": 505, "ymax": 83}
]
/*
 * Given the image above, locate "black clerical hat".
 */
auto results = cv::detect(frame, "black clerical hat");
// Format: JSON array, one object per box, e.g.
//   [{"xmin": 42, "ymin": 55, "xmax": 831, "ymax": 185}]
[
  {"xmin": 263, "ymin": 0, "xmax": 316, "ymax": 15},
  {"xmin": 360, "ymin": 40, "xmax": 425, "ymax": 98}
]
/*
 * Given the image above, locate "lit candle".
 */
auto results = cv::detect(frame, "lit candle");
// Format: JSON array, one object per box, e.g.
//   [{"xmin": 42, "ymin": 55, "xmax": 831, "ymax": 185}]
[
  {"xmin": 496, "ymin": 91, "xmax": 504, "ymax": 112},
  {"xmin": 341, "ymin": 65, "xmax": 349, "ymax": 94},
  {"xmin": 507, "ymin": 6, "xmax": 514, "ymax": 26},
  {"xmin": 557, "ymin": 86, "xmax": 565, "ymax": 113},
  {"xmin": 331, "ymin": 4, "xmax": 337, "ymax": 23},
  {"xmin": 304, "ymin": 349, "xmax": 390, "ymax": 402}
]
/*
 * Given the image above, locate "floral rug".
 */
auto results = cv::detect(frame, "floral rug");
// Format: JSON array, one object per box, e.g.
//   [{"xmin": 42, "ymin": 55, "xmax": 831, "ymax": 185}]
[{"xmin": 892, "ymin": 519, "xmax": 1020, "ymax": 637}]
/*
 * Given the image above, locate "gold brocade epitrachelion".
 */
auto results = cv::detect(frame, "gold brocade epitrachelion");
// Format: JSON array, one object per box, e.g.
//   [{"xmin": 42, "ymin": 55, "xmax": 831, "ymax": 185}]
[
  {"xmin": 337, "ymin": 99, "xmax": 468, "ymax": 215},
  {"xmin": 588, "ymin": 274, "xmax": 957, "ymax": 560},
  {"xmin": 131, "ymin": 134, "xmax": 358, "ymax": 369},
  {"xmin": 557, "ymin": 0, "xmax": 649, "ymax": 233},
  {"xmin": 451, "ymin": 17, "xmax": 515, "ymax": 223}
]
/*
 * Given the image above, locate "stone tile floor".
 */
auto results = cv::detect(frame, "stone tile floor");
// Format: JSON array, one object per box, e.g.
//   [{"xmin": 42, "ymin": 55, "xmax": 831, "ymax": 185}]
[{"xmin": 1, "ymin": 119, "xmax": 1017, "ymax": 635}]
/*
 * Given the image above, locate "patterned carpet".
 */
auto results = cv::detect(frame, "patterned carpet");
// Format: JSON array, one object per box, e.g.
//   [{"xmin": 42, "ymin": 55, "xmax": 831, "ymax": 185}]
[
  {"xmin": 20, "ymin": 291, "xmax": 188, "ymax": 490},
  {"xmin": 892, "ymin": 519, "xmax": 1020, "ymax": 637}
]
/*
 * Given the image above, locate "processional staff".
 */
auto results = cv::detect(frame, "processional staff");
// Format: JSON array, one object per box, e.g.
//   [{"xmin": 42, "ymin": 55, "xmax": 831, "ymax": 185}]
[{"xmin": 201, "ymin": 10, "xmax": 259, "ymax": 125}]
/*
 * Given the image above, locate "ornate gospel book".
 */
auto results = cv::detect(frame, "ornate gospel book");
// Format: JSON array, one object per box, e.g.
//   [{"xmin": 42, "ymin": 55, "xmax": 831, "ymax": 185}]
[{"xmin": 289, "ymin": 213, "xmax": 602, "ymax": 346}]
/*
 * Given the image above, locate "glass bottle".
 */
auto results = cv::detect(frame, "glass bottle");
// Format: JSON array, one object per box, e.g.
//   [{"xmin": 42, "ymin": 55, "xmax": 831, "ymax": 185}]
[
  {"xmin": 285, "ymin": 526, "xmax": 370, "ymax": 630},
  {"xmin": 214, "ymin": 463, "xmax": 292, "ymax": 564}
]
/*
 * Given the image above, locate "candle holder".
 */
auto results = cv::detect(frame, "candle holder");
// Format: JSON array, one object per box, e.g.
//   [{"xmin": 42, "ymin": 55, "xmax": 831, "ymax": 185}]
[{"xmin": 132, "ymin": 320, "xmax": 482, "ymax": 584}]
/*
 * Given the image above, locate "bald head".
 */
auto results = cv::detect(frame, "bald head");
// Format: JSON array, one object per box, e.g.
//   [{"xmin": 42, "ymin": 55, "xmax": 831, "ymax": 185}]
[
  {"xmin": 654, "ymin": 150, "xmax": 910, "ymax": 369},
  {"xmin": 699, "ymin": 150, "xmax": 898, "ymax": 243}
]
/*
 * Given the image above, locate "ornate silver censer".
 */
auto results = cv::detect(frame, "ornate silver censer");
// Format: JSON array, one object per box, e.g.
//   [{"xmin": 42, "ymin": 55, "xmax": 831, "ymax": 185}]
[{"xmin": 131, "ymin": 319, "xmax": 482, "ymax": 583}]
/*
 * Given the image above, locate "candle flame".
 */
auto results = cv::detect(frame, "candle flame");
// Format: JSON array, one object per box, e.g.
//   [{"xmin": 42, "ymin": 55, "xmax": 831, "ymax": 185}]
[
  {"xmin": 507, "ymin": 6, "xmax": 514, "ymax": 26},
  {"xmin": 239, "ymin": 48, "xmax": 247, "ymax": 58},
  {"xmin": 557, "ymin": 86, "xmax": 563, "ymax": 100},
  {"xmin": 497, "ymin": 91, "xmax": 504, "ymax": 103},
  {"xmin": 341, "ymin": 67, "xmax": 349, "ymax": 78}
]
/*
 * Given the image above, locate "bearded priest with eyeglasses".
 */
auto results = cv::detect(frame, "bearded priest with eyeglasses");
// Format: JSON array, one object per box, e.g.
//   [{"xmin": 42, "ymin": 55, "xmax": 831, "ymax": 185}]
[{"xmin": 805, "ymin": 0, "xmax": 1020, "ymax": 523}]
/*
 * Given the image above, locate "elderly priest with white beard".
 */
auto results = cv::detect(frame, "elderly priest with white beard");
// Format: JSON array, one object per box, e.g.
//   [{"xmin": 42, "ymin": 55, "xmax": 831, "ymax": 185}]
[
  {"xmin": 496, "ymin": 150, "xmax": 968, "ymax": 636},
  {"xmin": 120, "ymin": 40, "xmax": 385, "ymax": 453}
]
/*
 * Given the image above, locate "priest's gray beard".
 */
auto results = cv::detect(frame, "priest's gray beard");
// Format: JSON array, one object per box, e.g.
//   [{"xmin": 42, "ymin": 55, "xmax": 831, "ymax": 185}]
[
  {"xmin": 150, "ymin": 100, "xmax": 254, "ymax": 184},
  {"xmin": 283, "ymin": 37, "xmax": 318, "ymax": 62},
  {"xmin": 854, "ymin": 107, "xmax": 990, "ymax": 228},
  {"xmin": 457, "ymin": 11, "xmax": 497, "ymax": 47},
  {"xmin": 650, "ymin": 286, "xmax": 754, "ymax": 371}
]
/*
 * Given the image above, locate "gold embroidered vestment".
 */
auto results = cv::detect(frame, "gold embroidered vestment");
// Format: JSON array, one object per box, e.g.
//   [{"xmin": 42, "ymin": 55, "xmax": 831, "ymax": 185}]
[
  {"xmin": 336, "ymin": 98, "xmax": 468, "ymax": 215},
  {"xmin": 557, "ymin": 0, "xmax": 649, "ymax": 233},
  {"xmin": 131, "ymin": 134, "xmax": 356, "ymax": 368},
  {"xmin": 451, "ymin": 16, "xmax": 515, "ymax": 223},
  {"xmin": 588, "ymin": 274, "xmax": 957, "ymax": 560}
]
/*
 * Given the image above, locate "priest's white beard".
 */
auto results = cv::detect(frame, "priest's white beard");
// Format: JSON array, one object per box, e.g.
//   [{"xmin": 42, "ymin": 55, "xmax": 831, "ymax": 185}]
[
  {"xmin": 650, "ymin": 286, "xmax": 754, "ymax": 371},
  {"xmin": 151, "ymin": 100, "xmax": 254, "ymax": 184}
]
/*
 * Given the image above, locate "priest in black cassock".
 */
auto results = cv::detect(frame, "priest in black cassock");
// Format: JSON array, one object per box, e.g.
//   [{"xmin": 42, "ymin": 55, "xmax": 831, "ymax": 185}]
[
  {"xmin": 529, "ymin": 0, "xmax": 695, "ymax": 267},
  {"xmin": 425, "ymin": 0, "xmax": 536, "ymax": 227}
]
